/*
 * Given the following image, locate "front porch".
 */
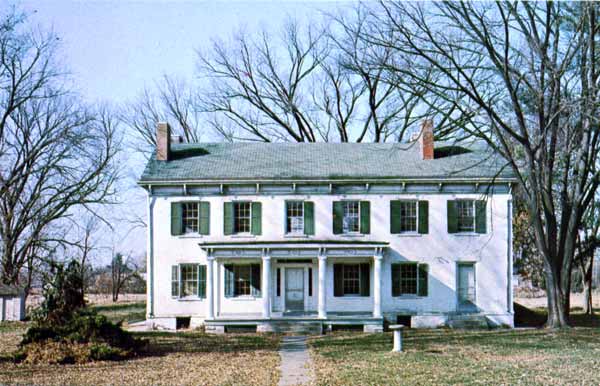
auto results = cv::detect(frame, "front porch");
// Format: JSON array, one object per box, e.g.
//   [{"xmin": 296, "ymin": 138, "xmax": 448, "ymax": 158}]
[
  {"xmin": 199, "ymin": 241, "xmax": 388, "ymax": 334},
  {"xmin": 205, "ymin": 312, "xmax": 384, "ymax": 334}
]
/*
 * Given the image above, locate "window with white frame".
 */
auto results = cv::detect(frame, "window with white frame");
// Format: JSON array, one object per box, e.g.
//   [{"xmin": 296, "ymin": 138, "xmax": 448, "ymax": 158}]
[
  {"xmin": 286, "ymin": 201, "xmax": 304, "ymax": 234},
  {"xmin": 171, "ymin": 266, "xmax": 179, "ymax": 297},
  {"xmin": 234, "ymin": 202, "xmax": 251, "ymax": 234},
  {"xmin": 182, "ymin": 202, "xmax": 199, "ymax": 233},
  {"xmin": 342, "ymin": 264, "xmax": 360, "ymax": 295},
  {"xmin": 180, "ymin": 264, "xmax": 199, "ymax": 297},
  {"xmin": 457, "ymin": 200, "xmax": 475, "ymax": 232},
  {"xmin": 391, "ymin": 263, "xmax": 428, "ymax": 297},
  {"xmin": 343, "ymin": 201, "xmax": 360, "ymax": 234},
  {"xmin": 399, "ymin": 201, "xmax": 418, "ymax": 233}
]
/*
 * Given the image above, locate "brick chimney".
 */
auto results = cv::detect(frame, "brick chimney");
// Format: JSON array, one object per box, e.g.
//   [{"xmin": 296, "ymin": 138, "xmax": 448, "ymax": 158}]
[
  {"xmin": 419, "ymin": 119, "xmax": 434, "ymax": 160},
  {"xmin": 156, "ymin": 122, "xmax": 171, "ymax": 161}
]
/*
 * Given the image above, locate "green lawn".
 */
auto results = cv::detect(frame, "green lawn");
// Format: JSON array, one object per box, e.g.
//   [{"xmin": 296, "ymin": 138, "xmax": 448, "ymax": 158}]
[
  {"xmin": 91, "ymin": 301, "xmax": 146, "ymax": 324},
  {"xmin": 309, "ymin": 309, "xmax": 600, "ymax": 385}
]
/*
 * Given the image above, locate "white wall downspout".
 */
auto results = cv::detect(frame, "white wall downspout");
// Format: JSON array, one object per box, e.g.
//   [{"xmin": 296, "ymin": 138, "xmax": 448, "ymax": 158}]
[{"xmin": 146, "ymin": 192, "xmax": 156, "ymax": 319}]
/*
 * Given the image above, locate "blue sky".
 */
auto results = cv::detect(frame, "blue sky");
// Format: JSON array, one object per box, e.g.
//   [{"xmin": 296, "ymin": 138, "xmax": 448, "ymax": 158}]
[
  {"xmin": 21, "ymin": 1, "xmax": 350, "ymax": 104},
  {"xmin": 16, "ymin": 1, "xmax": 353, "ymax": 264}
]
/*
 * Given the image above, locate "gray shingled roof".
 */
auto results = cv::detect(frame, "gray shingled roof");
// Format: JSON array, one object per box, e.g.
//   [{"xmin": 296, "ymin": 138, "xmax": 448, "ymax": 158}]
[{"xmin": 139, "ymin": 141, "xmax": 514, "ymax": 182}]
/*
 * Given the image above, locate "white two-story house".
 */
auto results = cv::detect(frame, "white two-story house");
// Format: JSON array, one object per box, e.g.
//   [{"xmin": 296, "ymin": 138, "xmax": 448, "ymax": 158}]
[{"xmin": 139, "ymin": 121, "xmax": 515, "ymax": 333}]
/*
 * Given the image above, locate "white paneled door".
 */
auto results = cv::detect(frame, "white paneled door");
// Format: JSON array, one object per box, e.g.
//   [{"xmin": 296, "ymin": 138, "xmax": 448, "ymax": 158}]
[
  {"xmin": 457, "ymin": 263, "xmax": 477, "ymax": 312},
  {"xmin": 285, "ymin": 268, "xmax": 304, "ymax": 312}
]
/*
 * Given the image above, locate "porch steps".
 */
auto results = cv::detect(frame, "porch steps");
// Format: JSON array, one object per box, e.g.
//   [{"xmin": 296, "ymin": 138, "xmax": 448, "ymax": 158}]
[
  {"xmin": 448, "ymin": 314, "xmax": 490, "ymax": 329},
  {"xmin": 268, "ymin": 320, "xmax": 323, "ymax": 335}
]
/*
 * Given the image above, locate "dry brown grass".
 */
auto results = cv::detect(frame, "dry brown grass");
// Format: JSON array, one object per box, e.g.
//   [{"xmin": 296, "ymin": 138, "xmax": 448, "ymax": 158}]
[{"xmin": 0, "ymin": 325, "xmax": 281, "ymax": 386}]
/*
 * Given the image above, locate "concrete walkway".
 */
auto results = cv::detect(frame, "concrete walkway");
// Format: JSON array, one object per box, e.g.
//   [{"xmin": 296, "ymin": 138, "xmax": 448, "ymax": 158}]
[{"xmin": 278, "ymin": 335, "xmax": 314, "ymax": 386}]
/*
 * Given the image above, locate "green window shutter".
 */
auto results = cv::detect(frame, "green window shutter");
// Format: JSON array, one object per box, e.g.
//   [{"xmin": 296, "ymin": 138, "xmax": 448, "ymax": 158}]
[
  {"xmin": 390, "ymin": 200, "xmax": 402, "ymax": 234},
  {"xmin": 171, "ymin": 265, "xmax": 179, "ymax": 297},
  {"xmin": 171, "ymin": 203, "xmax": 182, "ymax": 236},
  {"xmin": 224, "ymin": 264, "xmax": 234, "ymax": 297},
  {"xmin": 251, "ymin": 202, "xmax": 262, "ymax": 235},
  {"xmin": 332, "ymin": 201, "xmax": 344, "ymax": 234},
  {"xmin": 333, "ymin": 264, "xmax": 344, "ymax": 296},
  {"xmin": 199, "ymin": 202, "xmax": 210, "ymax": 235},
  {"xmin": 418, "ymin": 264, "xmax": 429, "ymax": 297},
  {"xmin": 418, "ymin": 201, "xmax": 429, "ymax": 234},
  {"xmin": 198, "ymin": 265, "xmax": 207, "ymax": 298},
  {"xmin": 476, "ymin": 200, "xmax": 487, "ymax": 234},
  {"xmin": 251, "ymin": 263, "xmax": 261, "ymax": 297},
  {"xmin": 447, "ymin": 200, "xmax": 458, "ymax": 234},
  {"xmin": 224, "ymin": 202, "xmax": 234, "ymax": 235},
  {"xmin": 304, "ymin": 201, "xmax": 315, "ymax": 235},
  {"xmin": 391, "ymin": 264, "xmax": 400, "ymax": 297},
  {"xmin": 360, "ymin": 263, "xmax": 370, "ymax": 297},
  {"xmin": 360, "ymin": 201, "xmax": 371, "ymax": 234}
]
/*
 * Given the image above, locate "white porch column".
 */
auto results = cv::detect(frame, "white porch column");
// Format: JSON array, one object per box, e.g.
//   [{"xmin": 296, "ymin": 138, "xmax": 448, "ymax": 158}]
[
  {"xmin": 318, "ymin": 254, "xmax": 327, "ymax": 319},
  {"xmin": 373, "ymin": 252, "xmax": 383, "ymax": 318},
  {"xmin": 262, "ymin": 254, "xmax": 271, "ymax": 318},
  {"xmin": 206, "ymin": 256, "xmax": 215, "ymax": 320}
]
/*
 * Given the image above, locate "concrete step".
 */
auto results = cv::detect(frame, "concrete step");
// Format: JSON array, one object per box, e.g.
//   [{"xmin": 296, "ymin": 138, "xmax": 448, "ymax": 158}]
[
  {"xmin": 268, "ymin": 321, "xmax": 323, "ymax": 335},
  {"xmin": 448, "ymin": 314, "xmax": 490, "ymax": 329}
]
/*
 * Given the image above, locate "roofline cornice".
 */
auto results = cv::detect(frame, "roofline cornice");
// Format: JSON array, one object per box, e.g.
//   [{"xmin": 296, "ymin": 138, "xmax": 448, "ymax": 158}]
[{"xmin": 137, "ymin": 176, "xmax": 517, "ymax": 187}]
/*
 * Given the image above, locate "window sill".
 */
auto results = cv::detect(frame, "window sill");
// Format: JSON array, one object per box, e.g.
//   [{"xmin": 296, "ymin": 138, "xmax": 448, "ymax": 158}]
[
  {"xmin": 173, "ymin": 296, "xmax": 204, "ymax": 301},
  {"xmin": 338, "ymin": 294, "xmax": 369, "ymax": 298},
  {"xmin": 392, "ymin": 295, "xmax": 426, "ymax": 299},
  {"xmin": 178, "ymin": 234, "xmax": 204, "ymax": 239},
  {"xmin": 395, "ymin": 233, "xmax": 422, "ymax": 237},
  {"xmin": 227, "ymin": 296, "xmax": 262, "ymax": 301},
  {"xmin": 339, "ymin": 233, "xmax": 366, "ymax": 238},
  {"xmin": 230, "ymin": 234, "xmax": 256, "ymax": 239},
  {"xmin": 284, "ymin": 234, "xmax": 309, "ymax": 238},
  {"xmin": 452, "ymin": 233, "xmax": 483, "ymax": 237}
]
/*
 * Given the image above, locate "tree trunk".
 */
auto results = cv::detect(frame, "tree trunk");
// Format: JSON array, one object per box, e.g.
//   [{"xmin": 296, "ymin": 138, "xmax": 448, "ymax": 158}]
[
  {"xmin": 544, "ymin": 264, "xmax": 570, "ymax": 328},
  {"xmin": 583, "ymin": 259, "xmax": 594, "ymax": 315}
]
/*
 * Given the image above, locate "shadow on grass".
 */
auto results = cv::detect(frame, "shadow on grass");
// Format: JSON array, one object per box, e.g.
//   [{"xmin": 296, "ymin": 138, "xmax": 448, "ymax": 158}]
[{"xmin": 131, "ymin": 331, "xmax": 281, "ymax": 359}]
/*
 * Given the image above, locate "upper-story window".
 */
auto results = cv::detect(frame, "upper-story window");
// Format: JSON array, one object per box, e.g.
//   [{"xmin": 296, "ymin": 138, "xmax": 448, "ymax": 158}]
[
  {"xmin": 234, "ymin": 202, "xmax": 252, "ymax": 233},
  {"xmin": 456, "ymin": 200, "xmax": 475, "ymax": 232},
  {"xmin": 343, "ymin": 201, "xmax": 360, "ymax": 233},
  {"xmin": 182, "ymin": 202, "xmax": 199, "ymax": 233},
  {"xmin": 390, "ymin": 200, "xmax": 429, "ymax": 235},
  {"xmin": 286, "ymin": 201, "xmax": 304, "ymax": 234},
  {"xmin": 399, "ymin": 201, "xmax": 417, "ymax": 232},
  {"xmin": 224, "ymin": 201, "xmax": 262, "ymax": 236},
  {"xmin": 171, "ymin": 202, "xmax": 210, "ymax": 236},
  {"xmin": 448, "ymin": 199, "xmax": 487, "ymax": 234},
  {"xmin": 333, "ymin": 200, "xmax": 370, "ymax": 235}
]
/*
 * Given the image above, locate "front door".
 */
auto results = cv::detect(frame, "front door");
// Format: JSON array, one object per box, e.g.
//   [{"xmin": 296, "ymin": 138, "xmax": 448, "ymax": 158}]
[
  {"xmin": 457, "ymin": 263, "xmax": 477, "ymax": 312},
  {"xmin": 285, "ymin": 268, "xmax": 304, "ymax": 312}
]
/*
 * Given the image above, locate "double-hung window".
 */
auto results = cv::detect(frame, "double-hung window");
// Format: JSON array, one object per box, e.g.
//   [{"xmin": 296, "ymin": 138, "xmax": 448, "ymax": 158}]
[
  {"xmin": 399, "ymin": 201, "xmax": 417, "ymax": 233},
  {"xmin": 180, "ymin": 264, "xmax": 199, "ymax": 297},
  {"xmin": 233, "ymin": 265, "xmax": 252, "ymax": 296},
  {"xmin": 170, "ymin": 264, "xmax": 207, "ymax": 298},
  {"xmin": 343, "ymin": 201, "xmax": 360, "ymax": 234},
  {"xmin": 333, "ymin": 263, "xmax": 370, "ymax": 297},
  {"xmin": 456, "ymin": 200, "xmax": 475, "ymax": 232},
  {"xmin": 391, "ymin": 263, "xmax": 429, "ymax": 297},
  {"xmin": 234, "ymin": 202, "xmax": 252, "ymax": 234},
  {"xmin": 286, "ymin": 201, "xmax": 304, "ymax": 234},
  {"xmin": 182, "ymin": 203, "xmax": 199, "ymax": 234},
  {"xmin": 224, "ymin": 264, "xmax": 261, "ymax": 297},
  {"xmin": 342, "ymin": 264, "xmax": 360, "ymax": 295}
]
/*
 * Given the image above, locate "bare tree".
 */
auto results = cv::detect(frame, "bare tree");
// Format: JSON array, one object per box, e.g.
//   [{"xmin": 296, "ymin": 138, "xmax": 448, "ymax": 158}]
[
  {"xmin": 0, "ymin": 10, "xmax": 121, "ymax": 285},
  {"xmin": 576, "ymin": 200, "xmax": 600, "ymax": 315},
  {"xmin": 361, "ymin": 2, "xmax": 600, "ymax": 327},
  {"xmin": 121, "ymin": 75, "xmax": 201, "ymax": 155},
  {"xmin": 110, "ymin": 252, "xmax": 139, "ymax": 302}
]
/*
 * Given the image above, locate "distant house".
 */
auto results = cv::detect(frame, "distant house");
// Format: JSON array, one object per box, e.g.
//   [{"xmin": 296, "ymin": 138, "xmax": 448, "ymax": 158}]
[
  {"xmin": 0, "ymin": 284, "xmax": 26, "ymax": 321},
  {"xmin": 138, "ymin": 121, "xmax": 516, "ymax": 332}
]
